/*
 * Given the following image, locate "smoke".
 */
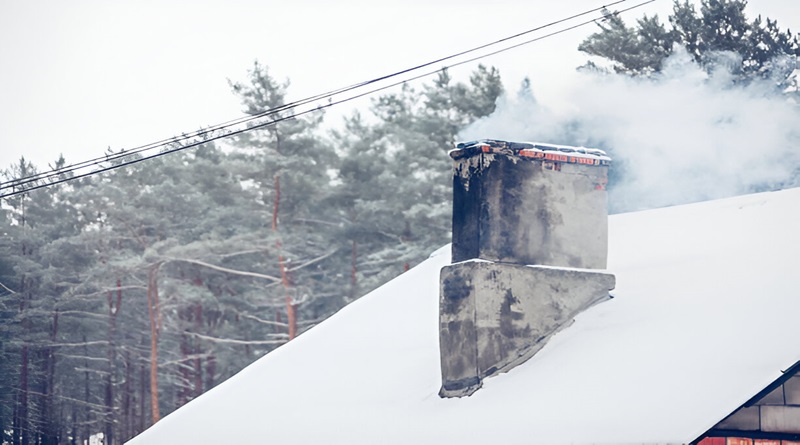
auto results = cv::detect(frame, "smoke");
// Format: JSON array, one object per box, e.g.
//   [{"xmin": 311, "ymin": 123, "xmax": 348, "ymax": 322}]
[{"xmin": 460, "ymin": 47, "xmax": 800, "ymax": 213}]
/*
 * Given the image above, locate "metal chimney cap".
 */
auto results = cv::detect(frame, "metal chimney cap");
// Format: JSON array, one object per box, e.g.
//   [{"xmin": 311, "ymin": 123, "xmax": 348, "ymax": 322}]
[{"xmin": 450, "ymin": 139, "xmax": 611, "ymax": 166}]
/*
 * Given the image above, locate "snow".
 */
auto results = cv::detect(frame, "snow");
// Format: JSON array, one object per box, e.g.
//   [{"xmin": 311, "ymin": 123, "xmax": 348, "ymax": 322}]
[{"xmin": 127, "ymin": 188, "xmax": 800, "ymax": 445}]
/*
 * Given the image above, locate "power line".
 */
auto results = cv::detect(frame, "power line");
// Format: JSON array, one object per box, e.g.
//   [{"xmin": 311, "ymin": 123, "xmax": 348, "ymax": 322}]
[
  {"xmin": 0, "ymin": 0, "xmax": 654, "ymax": 200},
  {"xmin": 0, "ymin": 0, "xmax": 637, "ymax": 193},
  {"xmin": 1, "ymin": 0, "xmax": 630, "ymax": 193},
  {"xmin": 1, "ymin": 1, "xmax": 637, "ymax": 192}
]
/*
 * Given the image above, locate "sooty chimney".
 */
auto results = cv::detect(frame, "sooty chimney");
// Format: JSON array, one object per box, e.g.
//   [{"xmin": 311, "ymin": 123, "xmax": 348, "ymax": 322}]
[{"xmin": 439, "ymin": 140, "xmax": 616, "ymax": 398}]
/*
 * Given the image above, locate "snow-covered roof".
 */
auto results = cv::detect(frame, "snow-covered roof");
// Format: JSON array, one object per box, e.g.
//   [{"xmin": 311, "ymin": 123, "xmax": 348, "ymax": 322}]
[{"xmin": 128, "ymin": 188, "xmax": 800, "ymax": 445}]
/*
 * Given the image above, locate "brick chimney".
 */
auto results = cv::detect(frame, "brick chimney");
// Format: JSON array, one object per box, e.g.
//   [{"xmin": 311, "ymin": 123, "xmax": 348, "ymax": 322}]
[{"xmin": 439, "ymin": 140, "xmax": 616, "ymax": 398}]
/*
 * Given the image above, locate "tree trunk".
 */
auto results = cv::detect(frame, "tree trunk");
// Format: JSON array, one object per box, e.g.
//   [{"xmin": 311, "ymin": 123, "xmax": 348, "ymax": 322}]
[
  {"xmin": 272, "ymin": 174, "xmax": 280, "ymax": 232},
  {"xmin": 70, "ymin": 415, "xmax": 78, "ymax": 445},
  {"xmin": 139, "ymin": 361, "xmax": 146, "ymax": 434},
  {"xmin": 83, "ymin": 335, "xmax": 91, "ymax": 445},
  {"xmin": 350, "ymin": 240, "xmax": 358, "ymax": 299},
  {"xmin": 41, "ymin": 310, "xmax": 59, "ymax": 445},
  {"xmin": 12, "ymin": 383, "xmax": 20, "ymax": 445},
  {"xmin": 205, "ymin": 354, "xmax": 216, "ymax": 392},
  {"xmin": 193, "ymin": 303, "xmax": 203, "ymax": 398},
  {"xmin": 278, "ymin": 252, "xmax": 297, "ymax": 340},
  {"xmin": 16, "ymin": 274, "xmax": 30, "ymax": 445},
  {"xmin": 272, "ymin": 174, "xmax": 298, "ymax": 340},
  {"xmin": 18, "ymin": 344, "xmax": 29, "ymax": 445},
  {"xmin": 105, "ymin": 280, "xmax": 121, "ymax": 444},
  {"xmin": 178, "ymin": 307, "xmax": 191, "ymax": 407},
  {"xmin": 147, "ymin": 264, "xmax": 162, "ymax": 423},
  {"xmin": 122, "ymin": 350, "xmax": 132, "ymax": 443}
]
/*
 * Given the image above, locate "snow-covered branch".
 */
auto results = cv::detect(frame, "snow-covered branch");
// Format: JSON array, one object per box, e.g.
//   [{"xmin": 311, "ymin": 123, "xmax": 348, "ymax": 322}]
[
  {"xmin": 0, "ymin": 280, "xmax": 17, "ymax": 294},
  {"xmin": 55, "ymin": 353, "xmax": 110, "ymax": 363},
  {"xmin": 65, "ymin": 285, "xmax": 147, "ymax": 300},
  {"xmin": 55, "ymin": 310, "xmax": 109, "ymax": 320},
  {"xmin": 49, "ymin": 340, "xmax": 110, "ymax": 348},
  {"xmin": 159, "ymin": 352, "xmax": 215, "ymax": 367},
  {"xmin": 239, "ymin": 313, "xmax": 289, "ymax": 328},
  {"xmin": 292, "ymin": 217, "xmax": 341, "ymax": 227},
  {"xmin": 184, "ymin": 331, "xmax": 287, "ymax": 345},
  {"xmin": 166, "ymin": 257, "xmax": 281, "ymax": 283},
  {"xmin": 287, "ymin": 249, "xmax": 337, "ymax": 273},
  {"xmin": 216, "ymin": 248, "xmax": 272, "ymax": 259}
]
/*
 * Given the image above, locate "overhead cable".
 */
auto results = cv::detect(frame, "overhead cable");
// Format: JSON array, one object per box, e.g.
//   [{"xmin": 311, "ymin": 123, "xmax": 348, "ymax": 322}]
[
  {"xmin": 0, "ymin": 0, "xmax": 634, "ymax": 192},
  {"xmin": 0, "ymin": 0, "xmax": 655, "ymax": 200},
  {"xmin": 2, "ymin": 0, "xmax": 630, "ymax": 192}
]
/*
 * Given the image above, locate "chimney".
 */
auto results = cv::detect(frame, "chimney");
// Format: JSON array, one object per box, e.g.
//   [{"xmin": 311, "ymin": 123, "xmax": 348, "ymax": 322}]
[{"xmin": 439, "ymin": 140, "xmax": 616, "ymax": 398}]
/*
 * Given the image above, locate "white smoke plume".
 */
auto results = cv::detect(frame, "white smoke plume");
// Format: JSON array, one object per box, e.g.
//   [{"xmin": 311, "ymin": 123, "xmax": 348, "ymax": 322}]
[{"xmin": 460, "ymin": 47, "xmax": 800, "ymax": 213}]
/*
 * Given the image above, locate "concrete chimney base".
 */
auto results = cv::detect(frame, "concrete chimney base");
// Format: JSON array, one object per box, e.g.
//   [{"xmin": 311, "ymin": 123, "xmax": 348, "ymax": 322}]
[{"xmin": 439, "ymin": 261, "xmax": 615, "ymax": 398}]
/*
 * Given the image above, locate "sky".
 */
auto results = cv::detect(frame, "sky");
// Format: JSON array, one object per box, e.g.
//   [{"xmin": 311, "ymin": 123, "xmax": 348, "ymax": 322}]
[{"xmin": 0, "ymin": 0, "xmax": 798, "ymax": 171}]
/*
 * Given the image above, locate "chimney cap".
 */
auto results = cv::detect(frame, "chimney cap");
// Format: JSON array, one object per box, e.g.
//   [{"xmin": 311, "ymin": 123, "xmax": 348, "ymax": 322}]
[{"xmin": 450, "ymin": 139, "xmax": 611, "ymax": 166}]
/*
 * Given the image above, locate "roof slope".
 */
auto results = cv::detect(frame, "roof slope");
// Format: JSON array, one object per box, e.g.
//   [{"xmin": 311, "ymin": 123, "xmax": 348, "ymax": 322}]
[{"xmin": 128, "ymin": 188, "xmax": 800, "ymax": 445}]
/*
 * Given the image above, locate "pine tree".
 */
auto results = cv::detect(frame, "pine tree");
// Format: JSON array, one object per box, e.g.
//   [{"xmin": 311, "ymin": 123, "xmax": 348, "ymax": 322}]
[
  {"xmin": 580, "ymin": 0, "xmax": 800, "ymax": 89},
  {"xmin": 227, "ymin": 60, "xmax": 345, "ymax": 339},
  {"xmin": 0, "ymin": 156, "xmax": 96, "ymax": 444},
  {"xmin": 0, "ymin": 60, "xmax": 508, "ymax": 443},
  {"xmin": 330, "ymin": 65, "xmax": 504, "ymax": 296},
  {"xmin": 579, "ymin": 10, "xmax": 673, "ymax": 75},
  {"xmin": 0, "ymin": 203, "xmax": 18, "ymax": 445}
]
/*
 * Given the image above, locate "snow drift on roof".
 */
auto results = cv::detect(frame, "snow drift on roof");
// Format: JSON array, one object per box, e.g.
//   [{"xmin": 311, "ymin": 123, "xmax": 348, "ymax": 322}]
[{"xmin": 127, "ymin": 188, "xmax": 800, "ymax": 445}]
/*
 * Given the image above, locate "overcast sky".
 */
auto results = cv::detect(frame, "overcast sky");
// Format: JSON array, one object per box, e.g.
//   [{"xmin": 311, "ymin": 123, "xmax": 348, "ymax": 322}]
[{"xmin": 0, "ymin": 0, "xmax": 797, "ymax": 171}]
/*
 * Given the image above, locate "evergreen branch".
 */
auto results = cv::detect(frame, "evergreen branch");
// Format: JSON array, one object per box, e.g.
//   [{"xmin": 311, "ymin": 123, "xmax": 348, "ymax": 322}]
[
  {"xmin": 54, "ymin": 353, "xmax": 110, "ymax": 363},
  {"xmin": 73, "ymin": 367, "xmax": 111, "ymax": 376},
  {"xmin": 292, "ymin": 217, "xmax": 341, "ymax": 227},
  {"xmin": 183, "ymin": 331, "xmax": 287, "ymax": 346},
  {"xmin": 165, "ymin": 257, "xmax": 281, "ymax": 283},
  {"xmin": 0, "ymin": 280, "xmax": 17, "ymax": 294},
  {"xmin": 49, "ymin": 340, "xmax": 110, "ymax": 348},
  {"xmin": 52, "ymin": 310, "xmax": 110, "ymax": 321},
  {"xmin": 159, "ymin": 352, "xmax": 215, "ymax": 367},
  {"xmin": 239, "ymin": 312, "xmax": 289, "ymax": 328},
  {"xmin": 215, "ymin": 248, "xmax": 272, "ymax": 259},
  {"xmin": 14, "ymin": 389, "xmax": 110, "ymax": 411},
  {"xmin": 65, "ymin": 284, "xmax": 147, "ymax": 300},
  {"xmin": 286, "ymin": 249, "xmax": 338, "ymax": 273}
]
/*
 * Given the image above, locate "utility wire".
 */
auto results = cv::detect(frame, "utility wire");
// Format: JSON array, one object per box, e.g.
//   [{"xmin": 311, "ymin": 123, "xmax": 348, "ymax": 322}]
[
  {"xmin": 1, "ymin": 0, "xmax": 630, "ymax": 192},
  {"xmin": 1, "ymin": 1, "xmax": 634, "ymax": 191},
  {"xmin": 0, "ymin": 0, "xmax": 654, "ymax": 200}
]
